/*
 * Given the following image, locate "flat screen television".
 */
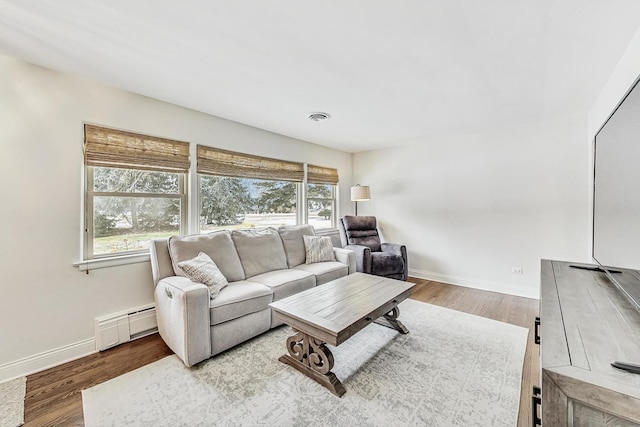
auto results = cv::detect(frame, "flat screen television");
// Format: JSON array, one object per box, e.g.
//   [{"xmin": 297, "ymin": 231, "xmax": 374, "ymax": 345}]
[{"xmin": 593, "ymin": 74, "xmax": 640, "ymax": 311}]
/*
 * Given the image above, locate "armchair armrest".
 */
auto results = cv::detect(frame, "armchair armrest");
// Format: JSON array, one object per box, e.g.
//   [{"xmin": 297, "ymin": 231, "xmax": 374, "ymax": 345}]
[
  {"xmin": 344, "ymin": 244, "xmax": 372, "ymax": 274},
  {"xmin": 381, "ymin": 243, "xmax": 408, "ymax": 280},
  {"xmin": 332, "ymin": 247, "xmax": 357, "ymax": 275},
  {"xmin": 155, "ymin": 276, "xmax": 211, "ymax": 367},
  {"xmin": 381, "ymin": 242, "xmax": 406, "ymax": 257}
]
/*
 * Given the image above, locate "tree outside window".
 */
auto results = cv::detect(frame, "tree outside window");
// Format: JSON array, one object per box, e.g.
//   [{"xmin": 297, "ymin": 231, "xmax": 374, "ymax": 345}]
[
  {"xmin": 307, "ymin": 183, "xmax": 335, "ymax": 229},
  {"xmin": 89, "ymin": 167, "xmax": 185, "ymax": 256},
  {"xmin": 200, "ymin": 176, "xmax": 298, "ymax": 232}
]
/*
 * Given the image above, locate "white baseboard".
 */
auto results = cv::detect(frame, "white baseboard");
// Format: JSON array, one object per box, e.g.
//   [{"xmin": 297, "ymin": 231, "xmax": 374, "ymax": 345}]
[
  {"xmin": 0, "ymin": 338, "xmax": 96, "ymax": 383},
  {"xmin": 408, "ymin": 268, "xmax": 539, "ymax": 300}
]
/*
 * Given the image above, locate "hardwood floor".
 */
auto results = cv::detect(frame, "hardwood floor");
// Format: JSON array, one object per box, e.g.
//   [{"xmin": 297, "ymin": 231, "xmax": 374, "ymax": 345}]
[
  {"xmin": 23, "ymin": 278, "xmax": 539, "ymax": 426},
  {"xmin": 23, "ymin": 334, "xmax": 173, "ymax": 426}
]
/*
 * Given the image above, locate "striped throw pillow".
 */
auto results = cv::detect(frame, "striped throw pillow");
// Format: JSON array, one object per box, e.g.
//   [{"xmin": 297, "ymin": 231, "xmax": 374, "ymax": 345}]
[
  {"xmin": 303, "ymin": 235, "xmax": 336, "ymax": 264},
  {"xmin": 178, "ymin": 252, "xmax": 229, "ymax": 299}
]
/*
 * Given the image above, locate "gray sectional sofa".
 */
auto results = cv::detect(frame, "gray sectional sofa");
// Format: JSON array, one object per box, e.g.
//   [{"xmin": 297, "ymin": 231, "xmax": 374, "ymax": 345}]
[{"xmin": 149, "ymin": 224, "xmax": 356, "ymax": 367}]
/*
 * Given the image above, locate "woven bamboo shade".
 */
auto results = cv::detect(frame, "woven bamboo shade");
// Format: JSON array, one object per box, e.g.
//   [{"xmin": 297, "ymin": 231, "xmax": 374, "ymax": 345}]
[
  {"xmin": 307, "ymin": 164, "xmax": 339, "ymax": 185},
  {"xmin": 84, "ymin": 124, "xmax": 190, "ymax": 173},
  {"xmin": 197, "ymin": 145, "xmax": 304, "ymax": 182}
]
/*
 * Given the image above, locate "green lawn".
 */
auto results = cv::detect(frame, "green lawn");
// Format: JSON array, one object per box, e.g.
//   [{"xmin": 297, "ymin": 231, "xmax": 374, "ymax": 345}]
[{"xmin": 94, "ymin": 230, "xmax": 177, "ymax": 254}]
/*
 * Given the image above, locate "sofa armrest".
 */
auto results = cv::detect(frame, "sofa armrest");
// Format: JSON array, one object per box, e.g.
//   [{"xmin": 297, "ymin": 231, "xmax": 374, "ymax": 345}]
[
  {"xmin": 381, "ymin": 243, "xmax": 408, "ymax": 280},
  {"xmin": 344, "ymin": 244, "xmax": 372, "ymax": 274},
  {"xmin": 155, "ymin": 276, "xmax": 211, "ymax": 367},
  {"xmin": 332, "ymin": 247, "xmax": 357, "ymax": 275}
]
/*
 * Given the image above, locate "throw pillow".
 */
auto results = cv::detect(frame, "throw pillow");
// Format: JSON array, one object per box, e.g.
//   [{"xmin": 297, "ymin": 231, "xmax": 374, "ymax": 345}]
[
  {"xmin": 178, "ymin": 252, "xmax": 229, "ymax": 299},
  {"xmin": 303, "ymin": 235, "xmax": 336, "ymax": 264}
]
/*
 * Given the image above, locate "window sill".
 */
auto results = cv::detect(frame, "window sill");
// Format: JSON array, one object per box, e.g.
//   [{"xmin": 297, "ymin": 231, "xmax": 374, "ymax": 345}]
[
  {"xmin": 73, "ymin": 253, "xmax": 150, "ymax": 272},
  {"xmin": 315, "ymin": 228, "xmax": 339, "ymax": 235}
]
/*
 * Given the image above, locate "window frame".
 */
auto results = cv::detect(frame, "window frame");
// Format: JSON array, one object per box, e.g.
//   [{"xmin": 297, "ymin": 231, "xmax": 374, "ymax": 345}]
[
  {"xmin": 306, "ymin": 183, "xmax": 337, "ymax": 229},
  {"xmin": 84, "ymin": 165, "xmax": 188, "ymax": 259},
  {"xmin": 197, "ymin": 173, "xmax": 301, "ymax": 233},
  {"xmin": 81, "ymin": 129, "xmax": 341, "ymax": 264}
]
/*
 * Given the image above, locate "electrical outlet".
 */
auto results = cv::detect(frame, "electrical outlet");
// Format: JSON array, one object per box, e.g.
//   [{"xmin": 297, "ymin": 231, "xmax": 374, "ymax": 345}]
[{"xmin": 512, "ymin": 267, "xmax": 524, "ymax": 275}]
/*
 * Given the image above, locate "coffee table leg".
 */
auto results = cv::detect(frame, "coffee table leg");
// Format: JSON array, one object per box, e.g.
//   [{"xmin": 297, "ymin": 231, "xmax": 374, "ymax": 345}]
[
  {"xmin": 279, "ymin": 330, "xmax": 346, "ymax": 397},
  {"xmin": 375, "ymin": 306, "xmax": 409, "ymax": 334}
]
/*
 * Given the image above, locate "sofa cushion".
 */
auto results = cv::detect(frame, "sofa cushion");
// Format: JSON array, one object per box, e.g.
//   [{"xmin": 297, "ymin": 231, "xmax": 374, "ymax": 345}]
[
  {"xmin": 231, "ymin": 228, "xmax": 288, "ymax": 278},
  {"xmin": 303, "ymin": 235, "xmax": 336, "ymax": 264},
  {"xmin": 247, "ymin": 269, "xmax": 315, "ymax": 301},
  {"xmin": 342, "ymin": 215, "xmax": 382, "ymax": 252},
  {"xmin": 169, "ymin": 231, "xmax": 245, "ymax": 282},
  {"xmin": 209, "ymin": 281, "xmax": 273, "ymax": 326},
  {"xmin": 371, "ymin": 251, "xmax": 405, "ymax": 276},
  {"xmin": 178, "ymin": 252, "xmax": 228, "ymax": 299},
  {"xmin": 293, "ymin": 261, "xmax": 348, "ymax": 286},
  {"xmin": 278, "ymin": 224, "xmax": 315, "ymax": 267}
]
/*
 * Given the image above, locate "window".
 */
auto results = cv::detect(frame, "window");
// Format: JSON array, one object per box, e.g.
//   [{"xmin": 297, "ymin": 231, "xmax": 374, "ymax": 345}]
[
  {"xmin": 307, "ymin": 164, "xmax": 339, "ymax": 229},
  {"xmin": 197, "ymin": 145, "xmax": 304, "ymax": 232},
  {"xmin": 84, "ymin": 125, "xmax": 189, "ymax": 258},
  {"xmin": 83, "ymin": 132, "xmax": 340, "ymax": 261},
  {"xmin": 199, "ymin": 176, "xmax": 298, "ymax": 231},
  {"xmin": 307, "ymin": 183, "xmax": 335, "ymax": 229}
]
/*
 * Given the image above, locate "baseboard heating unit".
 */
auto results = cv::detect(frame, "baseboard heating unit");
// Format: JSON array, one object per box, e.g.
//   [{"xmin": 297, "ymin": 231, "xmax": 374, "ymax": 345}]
[{"xmin": 95, "ymin": 303, "xmax": 158, "ymax": 351}]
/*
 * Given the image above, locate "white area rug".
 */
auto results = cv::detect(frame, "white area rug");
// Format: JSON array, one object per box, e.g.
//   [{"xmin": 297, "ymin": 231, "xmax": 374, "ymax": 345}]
[
  {"xmin": 0, "ymin": 376, "xmax": 26, "ymax": 427},
  {"xmin": 83, "ymin": 299, "xmax": 528, "ymax": 426}
]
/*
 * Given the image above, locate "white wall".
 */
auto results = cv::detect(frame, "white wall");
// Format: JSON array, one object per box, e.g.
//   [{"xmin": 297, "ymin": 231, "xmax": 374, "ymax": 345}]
[
  {"xmin": 0, "ymin": 55, "xmax": 352, "ymax": 378},
  {"xmin": 353, "ymin": 117, "xmax": 592, "ymax": 298},
  {"xmin": 590, "ymin": 27, "xmax": 640, "ymax": 139}
]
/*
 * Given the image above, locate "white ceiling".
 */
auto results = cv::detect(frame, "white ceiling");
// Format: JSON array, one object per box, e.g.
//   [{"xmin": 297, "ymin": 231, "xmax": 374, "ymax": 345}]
[{"xmin": 1, "ymin": 1, "xmax": 640, "ymax": 153}]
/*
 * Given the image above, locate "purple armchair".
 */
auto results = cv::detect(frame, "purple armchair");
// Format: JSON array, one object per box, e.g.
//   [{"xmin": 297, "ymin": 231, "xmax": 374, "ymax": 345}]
[{"xmin": 338, "ymin": 215, "xmax": 408, "ymax": 281}]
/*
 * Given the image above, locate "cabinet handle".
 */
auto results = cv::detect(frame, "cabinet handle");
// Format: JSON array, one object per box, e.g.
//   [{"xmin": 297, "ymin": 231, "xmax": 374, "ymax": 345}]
[
  {"xmin": 532, "ymin": 385, "xmax": 542, "ymax": 427},
  {"xmin": 534, "ymin": 316, "xmax": 540, "ymax": 345}
]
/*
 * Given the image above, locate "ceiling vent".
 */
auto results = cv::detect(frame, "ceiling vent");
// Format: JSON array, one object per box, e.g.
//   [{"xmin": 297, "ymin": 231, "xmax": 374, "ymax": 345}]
[{"xmin": 307, "ymin": 112, "xmax": 331, "ymax": 122}]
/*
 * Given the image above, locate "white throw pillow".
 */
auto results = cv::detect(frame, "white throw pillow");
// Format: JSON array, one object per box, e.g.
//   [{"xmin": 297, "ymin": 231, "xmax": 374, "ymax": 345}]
[
  {"xmin": 303, "ymin": 235, "xmax": 336, "ymax": 264},
  {"xmin": 178, "ymin": 252, "xmax": 229, "ymax": 299}
]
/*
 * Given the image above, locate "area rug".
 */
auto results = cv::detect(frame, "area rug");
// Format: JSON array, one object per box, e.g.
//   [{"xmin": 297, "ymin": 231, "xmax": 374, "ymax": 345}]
[
  {"xmin": 82, "ymin": 299, "xmax": 528, "ymax": 426},
  {"xmin": 0, "ymin": 376, "xmax": 26, "ymax": 427}
]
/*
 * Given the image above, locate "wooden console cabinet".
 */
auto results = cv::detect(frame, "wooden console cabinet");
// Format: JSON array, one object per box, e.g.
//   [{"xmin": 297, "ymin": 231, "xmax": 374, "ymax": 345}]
[{"xmin": 538, "ymin": 260, "xmax": 640, "ymax": 426}]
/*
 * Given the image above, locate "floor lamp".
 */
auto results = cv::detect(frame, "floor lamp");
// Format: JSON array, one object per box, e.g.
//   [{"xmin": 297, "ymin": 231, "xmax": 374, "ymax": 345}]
[{"xmin": 350, "ymin": 184, "xmax": 371, "ymax": 215}]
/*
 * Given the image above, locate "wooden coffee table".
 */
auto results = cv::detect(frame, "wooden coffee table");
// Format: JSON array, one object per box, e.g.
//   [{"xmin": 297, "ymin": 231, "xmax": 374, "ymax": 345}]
[{"xmin": 269, "ymin": 272, "xmax": 415, "ymax": 397}]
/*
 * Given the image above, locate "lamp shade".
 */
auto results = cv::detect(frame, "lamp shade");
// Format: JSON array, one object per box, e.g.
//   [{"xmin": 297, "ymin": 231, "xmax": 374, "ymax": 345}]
[{"xmin": 350, "ymin": 185, "xmax": 371, "ymax": 201}]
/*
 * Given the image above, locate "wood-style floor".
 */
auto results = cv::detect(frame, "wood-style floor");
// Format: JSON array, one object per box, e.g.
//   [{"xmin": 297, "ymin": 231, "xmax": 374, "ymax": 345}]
[{"xmin": 23, "ymin": 278, "xmax": 539, "ymax": 427}]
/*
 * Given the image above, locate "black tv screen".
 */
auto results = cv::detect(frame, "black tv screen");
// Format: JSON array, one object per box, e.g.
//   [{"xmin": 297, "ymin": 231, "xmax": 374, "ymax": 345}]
[{"xmin": 593, "ymin": 75, "xmax": 640, "ymax": 308}]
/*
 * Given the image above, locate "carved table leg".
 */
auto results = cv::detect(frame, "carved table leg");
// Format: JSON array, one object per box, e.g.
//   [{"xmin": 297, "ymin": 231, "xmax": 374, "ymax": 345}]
[
  {"xmin": 374, "ymin": 306, "xmax": 410, "ymax": 334},
  {"xmin": 279, "ymin": 330, "xmax": 346, "ymax": 397}
]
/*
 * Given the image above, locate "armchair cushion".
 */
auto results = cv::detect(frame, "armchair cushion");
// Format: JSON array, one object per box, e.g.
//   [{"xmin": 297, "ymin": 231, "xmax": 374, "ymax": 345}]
[
  {"xmin": 341, "ymin": 215, "xmax": 382, "ymax": 251},
  {"xmin": 371, "ymin": 252, "xmax": 405, "ymax": 276}
]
